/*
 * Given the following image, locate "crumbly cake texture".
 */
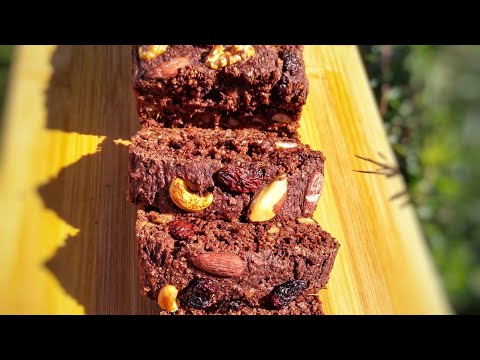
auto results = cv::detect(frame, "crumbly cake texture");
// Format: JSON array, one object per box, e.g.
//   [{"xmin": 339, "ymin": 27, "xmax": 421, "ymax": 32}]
[
  {"xmin": 137, "ymin": 209, "xmax": 339, "ymax": 315},
  {"xmin": 172, "ymin": 294, "xmax": 324, "ymax": 315},
  {"xmin": 128, "ymin": 125, "xmax": 325, "ymax": 222},
  {"xmin": 130, "ymin": 45, "xmax": 339, "ymax": 315},
  {"xmin": 132, "ymin": 45, "xmax": 308, "ymax": 136}
]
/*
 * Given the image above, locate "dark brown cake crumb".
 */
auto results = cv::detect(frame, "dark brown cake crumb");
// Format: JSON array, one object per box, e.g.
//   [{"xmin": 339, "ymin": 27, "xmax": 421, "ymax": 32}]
[
  {"xmin": 137, "ymin": 209, "xmax": 339, "ymax": 315},
  {"xmin": 132, "ymin": 45, "xmax": 308, "ymax": 136},
  {"xmin": 130, "ymin": 45, "xmax": 339, "ymax": 315},
  {"xmin": 128, "ymin": 125, "xmax": 325, "ymax": 222}
]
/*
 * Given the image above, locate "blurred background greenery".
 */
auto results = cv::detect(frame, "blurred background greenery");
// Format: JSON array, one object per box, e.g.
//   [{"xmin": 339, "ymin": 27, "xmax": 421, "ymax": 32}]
[
  {"xmin": 0, "ymin": 45, "xmax": 478, "ymax": 314},
  {"xmin": 0, "ymin": 45, "xmax": 13, "ymax": 129},
  {"xmin": 360, "ymin": 45, "xmax": 480, "ymax": 315}
]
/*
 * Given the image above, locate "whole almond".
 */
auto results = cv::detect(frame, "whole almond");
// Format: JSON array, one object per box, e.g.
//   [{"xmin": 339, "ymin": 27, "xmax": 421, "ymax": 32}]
[
  {"xmin": 146, "ymin": 57, "xmax": 189, "ymax": 79},
  {"xmin": 191, "ymin": 252, "xmax": 246, "ymax": 278},
  {"xmin": 302, "ymin": 172, "xmax": 324, "ymax": 216}
]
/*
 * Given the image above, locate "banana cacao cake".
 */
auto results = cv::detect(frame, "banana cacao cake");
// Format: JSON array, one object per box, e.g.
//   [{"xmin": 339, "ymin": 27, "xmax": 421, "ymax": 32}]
[
  {"xmin": 132, "ymin": 45, "xmax": 308, "ymax": 136},
  {"xmin": 137, "ymin": 209, "xmax": 339, "ymax": 314},
  {"xmin": 130, "ymin": 45, "xmax": 340, "ymax": 315},
  {"xmin": 128, "ymin": 125, "xmax": 325, "ymax": 222}
]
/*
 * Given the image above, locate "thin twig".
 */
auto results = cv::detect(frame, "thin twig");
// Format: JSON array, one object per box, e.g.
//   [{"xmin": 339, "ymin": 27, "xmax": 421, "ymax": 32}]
[
  {"xmin": 354, "ymin": 153, "xmax": 409, "ymax": 205},
  {"xmin": 355, "ymin": 154, "xmax": 392, "ymax": 168},
  {"xmin": 389, "ymin": 189, "xmax": 408, "ymax": 201},
  {"xmin": 354, "ymin": 154, "xmax": 401, "ymax": 177},
  {"xmin": 353, "ymin": 169, "xmax": 392, "ymax": 175},
  {"xmin": 377, "ymin": 152, "xmax": 387, "ymax": 160}
]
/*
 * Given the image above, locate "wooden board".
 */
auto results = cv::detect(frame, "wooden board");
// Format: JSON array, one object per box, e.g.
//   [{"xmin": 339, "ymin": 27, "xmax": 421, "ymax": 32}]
[{"xmin": 0, "ymin": 45, "xmax": 452, "ymax": 314}]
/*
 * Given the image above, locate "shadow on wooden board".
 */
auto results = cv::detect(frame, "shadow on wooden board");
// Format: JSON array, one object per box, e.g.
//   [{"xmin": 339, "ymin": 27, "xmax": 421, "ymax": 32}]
[{"xmin": 38, "ymin": 45, "xmax": 159, "ymax": 314}]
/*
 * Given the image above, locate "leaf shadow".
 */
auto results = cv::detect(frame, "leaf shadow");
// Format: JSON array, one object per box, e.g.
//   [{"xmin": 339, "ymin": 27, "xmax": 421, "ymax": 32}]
[{"xmin": 39, "ymin": 45, "xmax": 158, "ymax": 314}]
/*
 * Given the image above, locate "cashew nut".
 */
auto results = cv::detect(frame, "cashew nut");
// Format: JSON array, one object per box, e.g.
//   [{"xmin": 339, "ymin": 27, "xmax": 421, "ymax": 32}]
[{"xmin": 169, "ymin": 178, "xmax": 214, "ymax": 212}]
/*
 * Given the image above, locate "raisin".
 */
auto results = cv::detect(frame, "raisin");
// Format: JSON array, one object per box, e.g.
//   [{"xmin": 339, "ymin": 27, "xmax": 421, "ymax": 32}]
[
  {"xmin": 168, "ymin": 220, "xmax": 194, "ymax": 240},
  {"xmin": 179, "ymin": 278, "xmax": 217, "ymax": 309},
  {"xmin": 212, "ymin": 299, "xmax": 247, "ymax": 313},
  {"xmin": 283, "ymin": 51, "xmax": 301, "ymax": 76},
  {"xmin": 269, "ymin": 280, "xmax": 309, "ymax": 309},
  {"xmin": 216, "ymin": 165, "xmax": 263, "ymax": 193}
]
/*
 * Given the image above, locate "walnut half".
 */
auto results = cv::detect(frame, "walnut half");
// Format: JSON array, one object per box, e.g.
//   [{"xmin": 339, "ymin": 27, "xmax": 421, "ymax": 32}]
[
  {"xmin": 138, "ymin": 45, "xmax": 168, "ymax": 61},
  {"xmin": 205, "ymin": 45, "xmax": 255, "ymax": 70}
]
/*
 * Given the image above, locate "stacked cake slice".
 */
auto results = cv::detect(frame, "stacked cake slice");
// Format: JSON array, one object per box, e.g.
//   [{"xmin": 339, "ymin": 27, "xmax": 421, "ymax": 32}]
[{"xmin": 129, "ymin": 45, "xmax": 339, "ymax": 315}]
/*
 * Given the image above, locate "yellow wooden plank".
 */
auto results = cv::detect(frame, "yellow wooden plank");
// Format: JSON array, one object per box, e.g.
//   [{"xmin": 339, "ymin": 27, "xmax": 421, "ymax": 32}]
[
  {"xmin": 301, "ymin": 46, "xmax": 451, "ymax": 314},
  {"xmin": 0, "ymin": 45, "xmax": 452, "ymax": 314}
]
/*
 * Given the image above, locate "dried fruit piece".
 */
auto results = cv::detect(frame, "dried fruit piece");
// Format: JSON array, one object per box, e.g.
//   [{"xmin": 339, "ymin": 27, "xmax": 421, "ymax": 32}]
[
  {"xmin": 158, "ymin": 284, "xmax": 179, "ymax": 312},
  {"xmin": 146, "ymin": 57, "xmax": 189, "ymax": 79},
  {"xmin": 138, "ymin": 45, "xmax": 168, "ymax": 61},
  {"xmin": 302, "ymin": 172, "xmax": 324, "ymax": 216},
  {"xmin": 269, "ymin": 280, "xmax": 309, "ymax": 309},
  {"xmin": 283, "ymin": 51, "xmax": 302, "ymax": 76},
  {"xmin": 206, "ymin": 45, "xmax": 255, "ymax": 70},
  {"xmin": 179, "ymin": 278, "xmax": 217, "ymax": 309},
  {"xmin": 216, "ymin": 165, "xmax": 263, "ymax": 194},
  {"xmin": 191, "ymin": 252, "xmax": 246, "ymax": 278},
  {"xmin": 169, "ymin": 178, "xmax": 213, "ymax": 212},
  {"xmin": 248, "ymin": 175, "xmax": 288, "ymax": 222},
  {"xmin": 168, "ymin": 220, "xmax": 194, "ymax": 240}
]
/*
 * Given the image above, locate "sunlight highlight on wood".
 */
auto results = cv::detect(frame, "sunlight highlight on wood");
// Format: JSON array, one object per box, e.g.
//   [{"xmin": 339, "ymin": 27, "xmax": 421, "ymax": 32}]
[{"xmin": 0, "ymin": 45, "xmax": 451, "ymax": 314}]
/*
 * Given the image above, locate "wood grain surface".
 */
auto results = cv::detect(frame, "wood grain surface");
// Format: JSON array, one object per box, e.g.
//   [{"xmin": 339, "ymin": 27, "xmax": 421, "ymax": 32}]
[{"xmin": 0, "ymin": 45, "xmax": 452, "ymax": 314}]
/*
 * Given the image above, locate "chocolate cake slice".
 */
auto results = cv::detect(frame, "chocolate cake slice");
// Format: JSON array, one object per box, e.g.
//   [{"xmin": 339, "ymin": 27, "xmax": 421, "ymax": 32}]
[
  {"xmin": 128, "ymin": 125, "xmax": 325, "ymax": 222},
  {"xmin": 132, "ymin": 45, "xmax": 308, "ymax": 136},
  {"xmin": 137, "ymin": 209, "xmax": 339, "ymax": 315}
]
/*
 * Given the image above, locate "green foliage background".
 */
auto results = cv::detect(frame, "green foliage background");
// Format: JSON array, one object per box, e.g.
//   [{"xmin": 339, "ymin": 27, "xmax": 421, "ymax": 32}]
[
  {"xmin": 0, "ymin": 45, "xmax": 478, "ymax": 314},
  {"xmin": 0, "ymin": 45, "xmax": 13, "ymax": 125},
  {"xmin": 360, "ymin": 45, "xmax": 480, "ymax": 314}
]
